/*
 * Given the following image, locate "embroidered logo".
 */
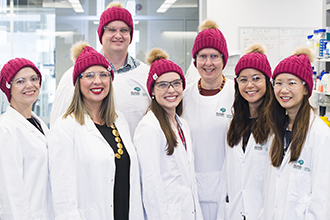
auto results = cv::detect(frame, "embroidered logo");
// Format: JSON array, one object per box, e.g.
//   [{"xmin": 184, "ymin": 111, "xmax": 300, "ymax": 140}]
[
  {"xmin": 153, "ymin": 73, "xmax": 158, "ymax": 80},
  {"xmin": 216, "ymin": 107, "xmax": 232, "ymax": 119},
  {"xmin": 134, "ymin": 87, "xmax": 141, "ymax": 92},
  {"xmin": 298, "ymin": 160, "xmax": 304, "ymax": 165}
]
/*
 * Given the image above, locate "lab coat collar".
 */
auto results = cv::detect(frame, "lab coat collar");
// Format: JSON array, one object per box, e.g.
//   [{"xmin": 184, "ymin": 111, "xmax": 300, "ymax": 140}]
[{"xmin": 6, "ymin": 105, "xmax": 47, "ymax": 139}]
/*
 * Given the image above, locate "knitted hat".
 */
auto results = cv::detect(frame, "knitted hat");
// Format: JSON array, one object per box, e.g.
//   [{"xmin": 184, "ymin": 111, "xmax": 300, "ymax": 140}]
[
  {"xmin": 146, "ymin": 48, "xmax": 186, "ymax": 97},
  {"xmin": 192, "ymin": 19, "xmax": 228, "ymax": 68},
  {"xmin": 235, "ymin": 44, "xmax": 271, "ymax": 79},
  {"xmin": 0, "ymin": 58, "xmax": 42, "ymax": 102},
  {"xmin": 71, "ymin": 41, "xmax": 113, "ymax": 85},
  {"xmin": 272, "ymin": 47, "xmax": 314, "ymax": 97},
  {"xmin": 97, "ymin": 2, "xmax": 134, "ymax": 44}
]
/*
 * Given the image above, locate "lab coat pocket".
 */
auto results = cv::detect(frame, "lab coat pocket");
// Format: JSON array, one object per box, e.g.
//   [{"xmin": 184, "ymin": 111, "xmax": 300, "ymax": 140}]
[
  {"xmin": 287, "ymin": 170, "xmax": 311, "ymax": 203},
  {"xmin": 79, "ymin": 203, "xmax": 100, "ymax": 220}
]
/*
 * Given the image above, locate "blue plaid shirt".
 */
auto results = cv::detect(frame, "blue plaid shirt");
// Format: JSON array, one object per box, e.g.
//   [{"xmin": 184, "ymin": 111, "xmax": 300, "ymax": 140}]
[{"xmin": 100, "ymin": 51, "xmax": 141, "ymax": 74}]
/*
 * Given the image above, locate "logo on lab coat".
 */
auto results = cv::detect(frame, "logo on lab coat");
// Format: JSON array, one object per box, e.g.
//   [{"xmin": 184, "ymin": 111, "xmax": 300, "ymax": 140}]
[
  {"xmin": 216, "ymin": 108, "xmax": 232, "ymax": 119},
  {"xmin": 131, "ymin": 86, "xmax": 147, "ymax": 96}
]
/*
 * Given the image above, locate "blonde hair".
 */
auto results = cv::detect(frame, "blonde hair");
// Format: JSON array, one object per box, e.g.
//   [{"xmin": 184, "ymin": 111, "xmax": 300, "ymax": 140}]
[{"xmin": 63, "ymin": 77, "xmax": 117, "ymax": 126}]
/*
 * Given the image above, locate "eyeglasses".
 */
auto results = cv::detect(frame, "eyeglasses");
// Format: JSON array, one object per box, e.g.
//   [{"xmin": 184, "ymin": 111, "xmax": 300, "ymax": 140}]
[
  {"xmin": 273, "ymin": 80, "xmax": 306, "ymax": 91},
  {"xmin": 154, "ymin": 79, "xmax": 183, "ymax": 91},
  {"xmin": 196, "ymin": 53, "xmax": 223, "ymax": 62},
  {"xmin": 103, "ymin": 26, "xmax": 131, "ymax": 37},
  {"xmin": 80, "ymin": 71, "xmax": 111, "ymax": 81},
  {"xmin": 11, "ymin": 75, "xmax": 40, "ymax": 88},
  {"xmin": 236, "ymin": 74, "xmax": 265, "ymax": 86}
]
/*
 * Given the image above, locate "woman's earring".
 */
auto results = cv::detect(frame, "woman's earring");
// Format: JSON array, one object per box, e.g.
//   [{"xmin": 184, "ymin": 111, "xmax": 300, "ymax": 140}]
[{"xmin": 152, "ymin": 95, "xmax": 155, "ymax": 99}]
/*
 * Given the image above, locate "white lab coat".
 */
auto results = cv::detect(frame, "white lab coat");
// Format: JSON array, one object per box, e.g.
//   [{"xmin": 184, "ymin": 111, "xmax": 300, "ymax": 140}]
[
  {"xmin": 48, "ymin": 111, "xmax": 144, "ymax": 220},
  {"xmin": 0, "ymin": 106, "xmax": 53, "ymax": 220},
  {"xmin": 134, "ymin": 111, "xmax": 202, "ymax": 220},
  {"xmin": 50, "ymin": 63, "xmax": 150, "ymax": 137},
  {"xmin": 182, "ymin": 79, "xmax": 235, "ymax": 220},
  {"xmin": 260, "ymin": 111, "xmax": 330, "ymax": 220},
  {"xmin": 217, "ymin": 134, "xmax": 271, "ymax": 220}
]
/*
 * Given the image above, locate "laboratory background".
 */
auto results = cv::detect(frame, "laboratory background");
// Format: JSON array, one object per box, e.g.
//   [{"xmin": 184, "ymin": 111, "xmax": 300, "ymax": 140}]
[{"xmin": 0, "ymin": 0, "xmax": 329, "ymax": 126}]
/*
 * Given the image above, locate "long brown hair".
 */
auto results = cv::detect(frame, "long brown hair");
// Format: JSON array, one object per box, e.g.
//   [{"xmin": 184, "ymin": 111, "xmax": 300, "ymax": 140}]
[
  {"xmin": 227, "ymin": 76, "xmax": 273, "ymax": 147},
  {"xmin": 63, "ymin": 76, "xmax": 117, "ymax": 126},
  {"xmin": 267, "ymin": 85, "xmax": 312, "ymax": 167},
  {"xmin": 149, "ymin": 97, "xmax": 183, "ymax": 156}
]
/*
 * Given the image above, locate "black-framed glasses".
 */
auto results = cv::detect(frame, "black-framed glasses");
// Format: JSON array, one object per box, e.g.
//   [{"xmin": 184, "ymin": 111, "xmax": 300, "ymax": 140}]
[{"xmin": 154, "ymin": 79, "xmax": 183, "ymax": 90}]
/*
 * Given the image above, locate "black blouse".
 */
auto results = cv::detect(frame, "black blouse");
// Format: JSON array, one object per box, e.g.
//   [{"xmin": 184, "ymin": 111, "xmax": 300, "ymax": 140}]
[{"xmin": 95, "ymin": 123, "xmax": 130, "ymax": 220}]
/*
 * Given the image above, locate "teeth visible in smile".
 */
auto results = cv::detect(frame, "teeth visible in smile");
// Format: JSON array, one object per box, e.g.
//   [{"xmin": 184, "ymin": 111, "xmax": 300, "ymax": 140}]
[
  {"xmin": 205, "ymin": 70, "xmax": 213, "ymax": 72},
  {"xmin": 25, "ymin": 91, "xmax": 34, "ymax": 95},
  {"xmin": 91, "ymin": 89, "xmax": 102, "ymax": 92},
  {"xmin": 166, "ymin": 96, "xmax": 176, "ymax": 100},
  {"xmin": 247, "ymin": 91, "xmax": 256, "ymax": 94},
  {"xmin": 282, "ymin": 97, "xmax": 291, "ymax": 100}
]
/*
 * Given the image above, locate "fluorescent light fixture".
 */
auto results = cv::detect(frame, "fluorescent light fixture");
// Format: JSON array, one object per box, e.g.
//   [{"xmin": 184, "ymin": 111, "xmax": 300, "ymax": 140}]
[
  {"xmin": 162, "ymin": 31, "xmax": 197, "ymax": 38},
  {"xmin": 67, "ymin": 0, "xmax": 84, "ymax": 13},
  {"xmin": 164, "ymin": 0, "xmax": 177, "ymax": 4},
  {"xmin": 156, "ymin": 0, "xmax": 177, "ymax": 13},
  {"xmin": 134, "ymin": 21, "xmax": 139, "ymax": 24},
  {"xmin": 68, "ymin": 0, "xmax": 80, "ymax": 3},
  {"xmin": 94, "ymin": 21, "xmax": 100, "ymax": 25}
]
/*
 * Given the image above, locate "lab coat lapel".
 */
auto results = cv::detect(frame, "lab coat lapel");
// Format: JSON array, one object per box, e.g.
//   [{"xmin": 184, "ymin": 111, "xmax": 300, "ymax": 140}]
[
  {"xmin": 84, "ymin": 115, "xmax": 106, "ymax": 141},
  {"xmin": 6, "ymin": 106, "xmax": 47, "ymax": 142},
  {"xmin": 279, "ymin": 145, "xmax": 291, "ymax": 171}
]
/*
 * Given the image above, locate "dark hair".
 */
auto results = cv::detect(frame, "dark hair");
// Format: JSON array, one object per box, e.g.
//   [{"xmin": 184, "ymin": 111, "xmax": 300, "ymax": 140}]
[
  {"xmin": 267, "ymin": 84, "xmax": 312, "ymax": 167},
  {"xmin": 227, "ymin": 76, "xmax": 273, "ymax": 147},
  {"xmin": 149, "ymin": 96, "xmax": 183, "ymax": 156}
]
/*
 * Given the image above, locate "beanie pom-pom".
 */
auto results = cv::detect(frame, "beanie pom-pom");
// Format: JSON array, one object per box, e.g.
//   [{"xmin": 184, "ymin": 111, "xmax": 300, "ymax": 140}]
[
  {"xmin": 71, "ymin": 41, "xmax": 89, "ymax": 62},
  {"xmin": 107, "ymin": 1, "xmax": 123, "ymax": 9},
  {"xmin": 293, "ymin": 46, "xmax": 315, "ymax": 63},
  {"xmin": 199, "ymin": 19, "xmax": 218, "ymax": 32},
  {"xmin": 246, "ymin": 43, "xmax": 266, "ymax": 54},
  {"xmin": 147, "ymin": 48, "xmax": 169, "ymax": 65}
]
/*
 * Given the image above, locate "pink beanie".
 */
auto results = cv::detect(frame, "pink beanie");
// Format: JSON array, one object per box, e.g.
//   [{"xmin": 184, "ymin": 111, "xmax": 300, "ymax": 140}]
[
  {"xmin": 235, "ymin": 44, "xmax": 271, "ymax": 79},
  {"xmin": 71, "ymin": 42, "xmax": 113, "ymax": 85},
  {"xmin": 192, "ymin": 20, "xmax": 228, "ymax": 69},
  {"xmin": 272, "ymin": 47, "xmax": 313, "ymax": 97},
  {"xmin": 97, "ymin": 5, "xmax": 133, "ymax": 44},
  {"xmin": 146, "ymin": 48, "xmax": 186, "ymax": 97},
  {"xmin": 0, "ymin": 58, "xmax": 42, "ymax": 102}
]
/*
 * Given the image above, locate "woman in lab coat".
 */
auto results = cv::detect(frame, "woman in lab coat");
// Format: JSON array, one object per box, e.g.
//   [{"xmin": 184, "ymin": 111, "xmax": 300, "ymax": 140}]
[
  {"xmin": 48, "ymin": 42, "xmax": 144, "ymax": 220},
  {"xmin": 261, "ymin": 47, "xmax": 330, "ymax": 219},
  {"xmin": 182, "ymin": 19, "xmax": 235, "ymax": 219},
  {"xmin": 218, "ymin": 44, "xmax": 273, "ymax": 220},
  {"xmin": 0, "ymin": 58, "xmax": 53, "ymax": 219},
  {"xmin": 134, "ymin": 48, "xmax": 202, "ymax": 220}
]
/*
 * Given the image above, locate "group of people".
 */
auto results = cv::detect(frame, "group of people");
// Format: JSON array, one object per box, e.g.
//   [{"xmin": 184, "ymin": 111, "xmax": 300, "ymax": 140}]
[{"xmin": 1, "ymin": 2, "xmax": 330, "ymax": 220}]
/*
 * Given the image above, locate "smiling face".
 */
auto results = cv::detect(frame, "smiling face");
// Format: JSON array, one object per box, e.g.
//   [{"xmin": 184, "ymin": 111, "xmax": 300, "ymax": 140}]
[
  {"xmin": 79, "ymin": 65, "xmax": 110, "ymax": 110},
  {"xmin": 196, "ymin": 48, "xmax": 224, "ymax": 84},
  {"xmin": 273, "ymin": 73, "xmax": 308, "ymax": 117},
  {"xmin": 152, "ymin": 72, "xmax": 183, "ymax": 117},
  {"xmin": 10, "ymin": 67, "xmax": 40, "ymax": 111},
  {"xmin": 101, "ymin": 20, "xmax": 131, "ymax": 55},
  {"xmin": 238, "ymin": 68, "xmax": 266, "ymax": 110}
]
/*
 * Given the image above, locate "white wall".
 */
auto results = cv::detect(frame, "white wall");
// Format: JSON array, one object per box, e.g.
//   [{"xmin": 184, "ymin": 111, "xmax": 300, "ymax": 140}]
[{"xmin": 206, "ymin": 0, "xmax": 323, "ymax": 56}]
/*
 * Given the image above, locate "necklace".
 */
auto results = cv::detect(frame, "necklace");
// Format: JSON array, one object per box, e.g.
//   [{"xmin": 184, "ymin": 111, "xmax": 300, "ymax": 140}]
[
  {"xmin": 198, "ymin": 75, "xmax": 226, "ymax": 95},
  {"xmin": 110, "ymin": 124, "xmax": 124, "ymax": 159}
]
